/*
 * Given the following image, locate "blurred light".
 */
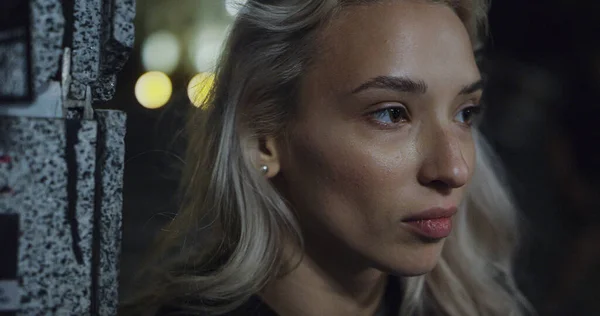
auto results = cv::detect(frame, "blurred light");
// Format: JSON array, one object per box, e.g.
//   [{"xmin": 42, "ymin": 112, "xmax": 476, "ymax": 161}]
[
  {"xmin": 142, "ymin": 31, "xmax": 180, "ymax": 74},
  {"xmin": 225, "ymin": 0, "xmax": 247, "ymax": 16},
  {"xmin": 135, "ymin": 71, "xmax": 172, "ymax": 109},
  {"xmin": 188, "ymin": 73, "xmax": 215, "ymax": 108},
  {"xmin": 191, "ymin": 28, "xmax": 226, "ymax": 73}
]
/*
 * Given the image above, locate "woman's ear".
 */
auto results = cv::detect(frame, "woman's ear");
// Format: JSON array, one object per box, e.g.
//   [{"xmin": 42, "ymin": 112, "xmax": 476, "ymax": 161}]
[{"xmin": 258, "ymin": 136, "xmax": 281, "ymax": 178}]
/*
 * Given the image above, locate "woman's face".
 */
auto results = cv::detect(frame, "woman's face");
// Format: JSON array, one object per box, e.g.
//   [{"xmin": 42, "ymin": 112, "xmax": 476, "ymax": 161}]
[{"xmin": 276, "ymin": 1, "xmax": 481, "ymax": 275}]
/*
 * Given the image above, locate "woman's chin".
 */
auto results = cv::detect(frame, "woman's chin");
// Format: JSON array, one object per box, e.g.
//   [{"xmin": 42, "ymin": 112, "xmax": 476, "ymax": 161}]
[
  {"xmin": 392, "ymin": 263, "xmax": 438, "ymax": 277},
  {"xmin": 381, "ymin": 260, "xmax": 440, "ymax": 277},
  {"xmin": 372, "ymin": 243, "xmax": 445, "ymax": 276}
]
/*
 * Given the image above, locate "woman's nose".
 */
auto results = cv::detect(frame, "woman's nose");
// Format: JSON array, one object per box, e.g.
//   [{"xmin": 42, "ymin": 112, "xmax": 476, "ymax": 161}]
[{"xmin": 417, "ymin": 128, "xmax": 471, "ymax": 191}]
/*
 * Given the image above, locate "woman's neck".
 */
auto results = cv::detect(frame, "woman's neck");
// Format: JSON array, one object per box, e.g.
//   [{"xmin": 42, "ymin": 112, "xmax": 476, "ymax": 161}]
[{"xmin": 260, "ymin": 244, "xmax": 389, "ymax": 316}]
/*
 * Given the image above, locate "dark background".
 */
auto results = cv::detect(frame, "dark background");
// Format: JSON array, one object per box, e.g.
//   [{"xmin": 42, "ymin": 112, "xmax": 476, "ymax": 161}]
[{"xmin": 106, "ymin": 1, "xmax": 600, "ymax": 314}]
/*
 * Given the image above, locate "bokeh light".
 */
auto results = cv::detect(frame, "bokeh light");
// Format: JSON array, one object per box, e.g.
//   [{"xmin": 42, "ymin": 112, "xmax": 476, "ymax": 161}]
[
  {"xmin": 141, "ymin": 31, "xmax": 180, "ymax": 74},
  {"xmin": 188, "ymin": 73, "xmax": 215, "ymax": 108},
  {"xmin": 135, "ymin": 71, "xmax": 172, "ymax": 109},
  {"xmin": 191, "ymin": 28, "xmax": 227, "ymax": 73},
  {"xmin": 225, "ymin": 0, "xmax": 247, "ymax": 16}
]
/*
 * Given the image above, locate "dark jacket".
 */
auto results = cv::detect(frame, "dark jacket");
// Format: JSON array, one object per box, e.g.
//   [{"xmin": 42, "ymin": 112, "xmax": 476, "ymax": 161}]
[{"xmin": 157, "ymin": 276, "xmax": 402, "ymax": 316}]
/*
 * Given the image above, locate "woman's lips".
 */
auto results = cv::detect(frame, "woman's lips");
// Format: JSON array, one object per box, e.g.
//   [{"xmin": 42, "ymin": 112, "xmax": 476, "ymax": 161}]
[
  {"xmin": 402, "ymin": 207, "xmax": 457, "ymax": 239},
  {"xmin": 403, "ymin": 218, "xmax": 453, "ymax": 239}
]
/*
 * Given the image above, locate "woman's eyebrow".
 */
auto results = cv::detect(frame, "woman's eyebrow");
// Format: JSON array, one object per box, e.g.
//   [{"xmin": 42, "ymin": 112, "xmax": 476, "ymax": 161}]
[
  {"xmin": 351, "ymin": 75, "xmax": 428, "ymax": 94},
  {"xmin": 458, "ymin": 79, "xmax": 483, "ymax": 95},
  {"xmin": 350, "ymin": 76, "xmax": 483, "ymax": 96}
]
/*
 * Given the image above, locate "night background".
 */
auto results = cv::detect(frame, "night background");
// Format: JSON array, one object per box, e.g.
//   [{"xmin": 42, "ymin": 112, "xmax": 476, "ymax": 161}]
[{"xmin": 100, "ymin": 0, "xmax": 600, "ymax": 315}]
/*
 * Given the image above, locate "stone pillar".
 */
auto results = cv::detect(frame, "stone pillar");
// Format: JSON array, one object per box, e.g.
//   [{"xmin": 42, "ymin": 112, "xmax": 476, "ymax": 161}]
[{"xmin": 0, "ymin": 0, "xmax": 134, "ymax": 315}]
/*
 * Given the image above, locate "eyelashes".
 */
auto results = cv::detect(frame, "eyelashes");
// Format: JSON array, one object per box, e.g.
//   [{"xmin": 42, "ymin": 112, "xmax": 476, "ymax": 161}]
[
  {"xmin": 454, "ymin": 105, "xmax": 482, "ymax": 126},
  {"xmin": 371, "ymin": 106, "xmax": 409, "ymax": 124},
  {"xmin": 368, "ymin": 103, "xmax": 483, "ymax": 127}
]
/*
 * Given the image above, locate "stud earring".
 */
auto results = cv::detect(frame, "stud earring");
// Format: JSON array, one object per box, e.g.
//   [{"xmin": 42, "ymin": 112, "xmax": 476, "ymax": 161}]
[{"xmin": 260, "ymin": 165, "xmax": 269, "ymax": 174}]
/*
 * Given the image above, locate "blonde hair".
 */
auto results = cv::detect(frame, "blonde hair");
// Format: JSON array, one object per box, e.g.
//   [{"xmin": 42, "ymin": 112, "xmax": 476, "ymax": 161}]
[{"xmin": 121, "ymin": 1, "xmax": 532, "ymax": 315}]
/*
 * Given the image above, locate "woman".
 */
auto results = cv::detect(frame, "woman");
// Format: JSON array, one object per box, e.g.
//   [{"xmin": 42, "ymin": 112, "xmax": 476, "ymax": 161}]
[{"xmin": 122, "ymin": 0, "xmax": 532, "ymax": 315}]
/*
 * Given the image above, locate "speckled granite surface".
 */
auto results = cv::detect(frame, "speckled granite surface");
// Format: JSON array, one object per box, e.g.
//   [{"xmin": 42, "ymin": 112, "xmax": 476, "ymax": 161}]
[
  {"xmin": 92, "ymin": 74, "xmax": 118, "ymax": 102},
  {"xmin": 0, "ymin": 112, "xmax": 126, "ymax": 315},
  {"xmin": 69, "ymin": 0, "xmax": 102, "ymax": 102},
  {"xmin": 0, "ymin": 116, "xmax": 95, "ymax": 315},
  {"xmin": 0, "ymin": 0, "xmax": 65, "ymax": 100},
  {"xmin": 95, "ymin": 110, "xmax": 126, "ymax": 316},
  {"xmin": 1, "ymin": 0, "xmax": 134, "ymax": 103},
  {"xmin": 31, "ymin": 0, "xmax": 65, "ymax": 94},
  {"xmin": 92, "ymin": 0, "xmax": 135, "ymax": 102},
  {"xmin": 1, "ymin": 0, "xmax": 132, "ymax": 313},
  {"xmin": 72, "ymin": 0, "xmax": 102, "ymax": 85}
]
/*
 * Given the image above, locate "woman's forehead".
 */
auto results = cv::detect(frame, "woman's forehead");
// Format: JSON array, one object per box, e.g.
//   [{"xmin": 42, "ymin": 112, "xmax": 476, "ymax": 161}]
[{"xmin": 309, "ymin": 1, "xmax": 479, "ymax": 96}]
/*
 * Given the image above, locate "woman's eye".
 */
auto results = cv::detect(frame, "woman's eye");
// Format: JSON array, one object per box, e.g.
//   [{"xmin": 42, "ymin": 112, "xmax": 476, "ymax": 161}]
[
  {"xmin": 371, "ymin": 107, "xmax": 409, "ymax": 124},
  {"xmin": 455, "ymin": 105, "xmax": 482, "ymax": 126}
]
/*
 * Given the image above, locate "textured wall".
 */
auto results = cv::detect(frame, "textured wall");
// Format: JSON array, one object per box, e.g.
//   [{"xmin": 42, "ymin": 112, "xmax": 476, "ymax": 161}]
[
  {"xmin": 96, "ymin": 110, "xmax": 127, "ymax": 316},
  {"xmin": 0, "ymin": 0, "xmax": 135, "ymax": 105},
  {"xmin": 0, "ymin": 0, "xmax": 134, "ymax": 315},
  {"xmin": 0, "ymin": 117, "xmax": 96, "ymax": 315}
]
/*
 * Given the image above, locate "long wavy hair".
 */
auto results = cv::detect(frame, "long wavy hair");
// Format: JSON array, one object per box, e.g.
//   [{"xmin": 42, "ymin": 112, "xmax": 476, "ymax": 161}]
[{"xmin": 121, "ymin": 0, "xmax": 533, "ymax": 315}]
